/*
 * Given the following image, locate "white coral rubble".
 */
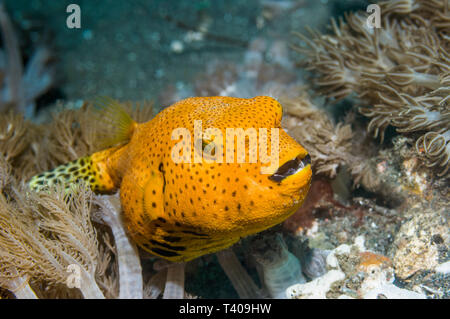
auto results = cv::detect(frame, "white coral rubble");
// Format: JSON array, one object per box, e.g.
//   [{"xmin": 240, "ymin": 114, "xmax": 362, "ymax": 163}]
[{"xmin": 286, "ymin": 236, "xmax": 426, "ymax": 299}]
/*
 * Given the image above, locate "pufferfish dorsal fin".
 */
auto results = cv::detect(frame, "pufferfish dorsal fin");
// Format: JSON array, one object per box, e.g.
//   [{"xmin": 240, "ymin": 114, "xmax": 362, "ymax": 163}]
[{"xmin": 94, "ymin": 96, "xmax": 138, "ymax": 149}]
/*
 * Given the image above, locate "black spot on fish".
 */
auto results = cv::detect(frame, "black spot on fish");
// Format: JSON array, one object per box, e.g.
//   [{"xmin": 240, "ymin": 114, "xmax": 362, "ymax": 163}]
[
  {"xmin": 163, "ymin": 236, "xmax": 182, "ymax": 242},
  {"xmin": 150, "ymin": 239, "xmax": 186, "ymax": 251},
  {"xmin": 157, "ymin": 217, "xmax": 166, "ymax": 223},
  {"xmin": 181, "ymin": 230, "xmax": 208, "ymax": 237},
  {"xmin": 151, "ymin": 248, "xmax": 180, "ymax": 258}
]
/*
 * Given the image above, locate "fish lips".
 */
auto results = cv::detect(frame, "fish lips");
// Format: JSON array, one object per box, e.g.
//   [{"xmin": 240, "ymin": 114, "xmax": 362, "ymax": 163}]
[{"xmin": 268, "ymin": 154, "xmax": 311, "ymax": 183}]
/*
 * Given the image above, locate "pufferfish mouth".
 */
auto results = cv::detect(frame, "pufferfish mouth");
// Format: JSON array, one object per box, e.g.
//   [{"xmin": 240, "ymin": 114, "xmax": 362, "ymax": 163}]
[{"xmin": 268, "ymin": 154, "xmax": 311, "ymax": 182}]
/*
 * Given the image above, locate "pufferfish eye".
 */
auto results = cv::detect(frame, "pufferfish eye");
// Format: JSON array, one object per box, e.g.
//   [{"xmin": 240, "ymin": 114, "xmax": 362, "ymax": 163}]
[{"xmin": 268, "ymin": 154, "xmax": 311, "ymax": 182}]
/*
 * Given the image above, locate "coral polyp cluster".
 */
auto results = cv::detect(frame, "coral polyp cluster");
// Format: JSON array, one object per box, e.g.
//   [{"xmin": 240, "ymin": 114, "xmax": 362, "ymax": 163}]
[{"xmin": 292, "ymin": 0, "xmax": 450, "ymax": 177}]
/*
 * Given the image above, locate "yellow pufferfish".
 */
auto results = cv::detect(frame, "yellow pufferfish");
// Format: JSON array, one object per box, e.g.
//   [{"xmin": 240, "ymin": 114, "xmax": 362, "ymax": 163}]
[{"xmin": 29, "ymin": 96, "xmax": 312, "ymax": 262}]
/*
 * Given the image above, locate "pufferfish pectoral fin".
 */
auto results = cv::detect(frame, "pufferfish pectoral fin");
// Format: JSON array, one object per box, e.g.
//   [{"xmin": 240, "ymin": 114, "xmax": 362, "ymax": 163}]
[{"xmin": 126, "ymin": 168, "xmax": 189, "ymax": 260}]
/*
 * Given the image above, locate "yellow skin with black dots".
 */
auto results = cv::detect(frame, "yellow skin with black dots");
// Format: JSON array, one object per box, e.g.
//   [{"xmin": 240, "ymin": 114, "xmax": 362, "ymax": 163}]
[{"xmin": 29, "ymin": 96, "xmax": 312, "ymax": 262}]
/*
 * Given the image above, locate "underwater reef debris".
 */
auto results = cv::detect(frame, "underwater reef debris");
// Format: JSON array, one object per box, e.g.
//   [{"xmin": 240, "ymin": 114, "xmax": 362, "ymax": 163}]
[
  {"xmin": 0, "ymin": 3, "xmax": 55, "ymax": 118},
  {"xmin": 390, "ymin": 203, "xmax": 449, "ymax": 280},
  {"xmin": 283, "ymin": 174, "xmax": 406, "ymax": 255},
  {"xmin": 287, "ymin": 269, "xmax": 345, "ymax": 299},
  {"xmin": 283, "ymin": 178, "xmax": 351, "ymax": 234},
  {"xmin": 287, "ymin": 236, "xmax": 426, "ymax": 299},
  {"xmin": 350, "ymin": 133, "xmax": 445, "ymax": 207},
  {"xmin": 250, "ymin": 233, "xmax": 305, "ymax": 299},
  {"xmin": 291, "ymin": 0, "xmax": 450, "ymax": 178}
]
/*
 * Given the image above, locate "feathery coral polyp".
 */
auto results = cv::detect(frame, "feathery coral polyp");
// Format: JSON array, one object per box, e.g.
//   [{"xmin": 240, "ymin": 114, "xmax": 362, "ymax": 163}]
[{"xmin": 292, "ymin": 0, "xmax": 450, "ymax": 177}]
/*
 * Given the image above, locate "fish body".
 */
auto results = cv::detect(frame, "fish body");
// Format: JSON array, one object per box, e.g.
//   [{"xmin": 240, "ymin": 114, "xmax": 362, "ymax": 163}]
[{"xmin": 30, "ymin": 96, "xmax": 312, "ymax": 262}]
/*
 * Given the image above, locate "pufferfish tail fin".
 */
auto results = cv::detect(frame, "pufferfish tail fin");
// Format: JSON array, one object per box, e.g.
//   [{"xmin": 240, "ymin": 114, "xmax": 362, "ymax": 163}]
[
  {"xmin": 28, "ymin": 155, "xmax": 116, "ymax": 193},
  {"xmin": 29, "ymin": 97, "xmax": 137, "ymax": 193}
]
